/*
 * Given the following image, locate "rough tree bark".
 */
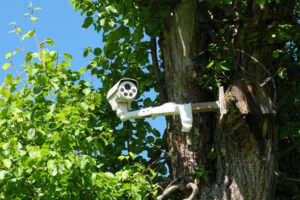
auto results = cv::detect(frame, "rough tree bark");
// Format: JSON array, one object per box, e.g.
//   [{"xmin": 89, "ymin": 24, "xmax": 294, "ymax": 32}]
[{"xmin": 158, "ymin": 0, "xmax": 293, "ymax": 199}]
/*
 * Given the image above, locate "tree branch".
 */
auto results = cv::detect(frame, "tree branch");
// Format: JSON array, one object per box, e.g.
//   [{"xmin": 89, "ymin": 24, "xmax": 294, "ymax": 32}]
[
  {"xmin": 157, "ymin": 181, "xmax": 199, "ymax": 200},
  {"xmin": 282, "ymin": 177, "xmax": 300, "ymax": 183},
  {"xmin": 143, "ymin": 137, "xmax": 169, "ymax": 155},
  {"xmin": 147, "ymin": 155, "xmax": 168, "ymax": 168},
  {"xmin": 184, "ymin": 183, "xmax": 199, "ymax": 200},
  {"xmin": 157, "ymin": 184, "xmax": 185, "ymax": 200},
  {"xmin": 279, "ymin": 143, "xmax": 298, "ymax": 160},
  {"xmin": 150, "ymin": 37, "xmax": 167, "ymax": 103}
]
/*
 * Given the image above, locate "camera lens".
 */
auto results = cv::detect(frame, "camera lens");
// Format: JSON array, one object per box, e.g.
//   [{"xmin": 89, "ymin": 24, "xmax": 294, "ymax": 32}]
[
  {"xmin": 124, "ymin": 83, "xmax": 131, "ymax": 90},
  {"xmin": 129, "ymin": 93, "xmax": 133, "ymax": 97},
  {"xmin": 124, "ymin": 93, "xmax": 128, "ymax": 96},
  {"xmin": 120, "ymin": 88, "xmax": 124, "ymax": 92},
  {"xmin": 132, "ymin": 88, "xmax": 136, "ymax": 93}
]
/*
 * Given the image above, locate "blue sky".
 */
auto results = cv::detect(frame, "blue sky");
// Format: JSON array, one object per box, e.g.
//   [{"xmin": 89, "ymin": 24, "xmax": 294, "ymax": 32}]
[
  {"xmin": 0, "ymin": 0, "xmax": 166, "ymax": 134},
  {"xmin": 0, "ymin": 0, "xmax": 101, "ymax": 83}
]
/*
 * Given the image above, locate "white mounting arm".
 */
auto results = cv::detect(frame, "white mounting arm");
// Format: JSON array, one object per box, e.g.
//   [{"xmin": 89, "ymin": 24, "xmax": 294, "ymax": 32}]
[
  {"xmin": 119, "ymin": 103, "xmax": 193, "ymax": 132},
  {"xmin": 117, "ymin": 87, "xmax": 227, "ymax": 133}
]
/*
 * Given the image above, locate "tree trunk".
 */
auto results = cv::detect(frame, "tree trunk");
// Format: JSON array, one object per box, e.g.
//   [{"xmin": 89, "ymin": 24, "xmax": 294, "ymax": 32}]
[
  {"xmin": 158, "ymin": 0, "xmax": 289, "ymax": 199},
  {"xmin": 160, "ymin": 0, "xmax": 214, "ymax": 185}
]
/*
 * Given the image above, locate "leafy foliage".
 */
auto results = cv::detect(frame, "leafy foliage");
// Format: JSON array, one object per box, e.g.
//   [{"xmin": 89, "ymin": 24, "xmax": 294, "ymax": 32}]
[{"xmin": 0, "ymin": 3, "xmax": 160, "ymax": 199}]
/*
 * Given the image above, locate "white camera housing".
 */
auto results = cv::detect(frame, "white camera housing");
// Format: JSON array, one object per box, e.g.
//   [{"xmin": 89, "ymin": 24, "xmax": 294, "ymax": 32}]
[{"xmin": 107, "ymin": 78, "xmax": 138, "ymax": 117}]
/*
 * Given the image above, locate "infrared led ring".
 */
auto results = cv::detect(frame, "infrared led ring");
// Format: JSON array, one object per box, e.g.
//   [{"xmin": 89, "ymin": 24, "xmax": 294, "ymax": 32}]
[{"xmin": 118, "ymin": 81, "xmax": 137, "ymax": 100}]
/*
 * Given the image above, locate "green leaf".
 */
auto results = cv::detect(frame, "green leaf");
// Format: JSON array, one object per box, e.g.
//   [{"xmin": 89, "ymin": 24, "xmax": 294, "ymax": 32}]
[
  {"xmin": 106, "ymin": 5, "xmax": 118, "ymax": 14},
  {"xmin": 136, "ymin": 173, "xmax": 148, "ymax": 184},
  {"xmin": 118, "ymin": 155, "xmax": 128, "ymax": 161},
  {"xmin": 82, "ymin": 16, "xmax": 93, "ymax": 28},
  {"xmin": 123, "ymin": 19, "xmax": 129, "ymax": 25},
  {"xmin": 83, "ymin": 88, "xmax": 91, "ymax": 96},
  {"xmin": 47, "ymin": 160, "xmax": 55, "ymax": 170},
  {"xmin": 104, "ymin": 172, "xmax": 114, "ymax": 178},
  {"xmin": 221, "ymin": 65, "xmax": 230, "ymax": 71},
  {"xmin": 61, "ymin": 60, "xmax": 71, "ymax": 68},
  {"xmin": 0, "ymin": 88, "xmax": 10, "ymax": 98},
  {"xmin": 22, "ymin": 30, "xmax": 34, "ymax": 40},
  {"xmin": 129, "ymin": 152, "xmax": 136, "ymax": 159},
  {"xmin": 34, "ymin": 7, "xmax": 42, "ymax": 10},
  {"xmin": 206, "ymin": 61, "xmax": 214, "ymax": 69},
  {"xmin": 28, "ymin": 146, "xmax": 41, "ymax": 159},
  {"xmin": 99, "ymin": 18, "xmax": 105, "ymax": 26},
  {"xmin": 278, "ymin": 68, "xmax": 287, "ymax": 79},
  {"xmin": 13, "ymin": 48, "xmax": 20, "ymax": 55},
  {"xmin": 5, "ymin": 53, "xmax": 12, "ymax": 59},
  {"xmin": 3, "ymin": 159, "xmax": 11, "ymax": 168},
  {"xmin": 31, "ymin": 17, "xmax": 39, "ymax": 21},
  {"xmin": 4, "ymin": 74, "xmax": 14, "ymax": 85},
  {"xmin": 27, "ymin": 128, "xmax": 36, "ymax": 140},
  {"xmin": 149, "ymin": 168, "xmax": 156, "ymax": 178},
  {"xmin": 0, "ymin": 170, "xmax": 6, "ymax": 180},
  {"xmin": 93, "ymin": 48, "xmax": 102, "ymax": 56},
  {"xmin": 91, "ymin": 173, "xmax": 97, "ymax": 185},
  {"xmin": 83, "ymin": 47, "xmax": 92, "ymax": 57},
  {"xmin": 2, "ymin": 63, "xmax": 11, "ymax": 71},
  {"xmin": 47, "ymin": 160, "xmax": 58, "ymax": 176},
  {"xmin": 63, "ymin": 52, "xmax": 73, "ymax": 61},
  {"xmin": 79, "ymin": 67, "xmax": 87, "ymax": 75},
  {"xmin": 108, "ymin": 20, "xmax": 115, "ymax": 28},
  {"xmin": 16, "ymin": 28, "xmax": 22, "ymax": 33},
  {"xmin": 81, "ymin": 102, "xmax": 89, "ymax": 110},
  {"xmin": 45, "ymin": 38, "xmax": 55, "ymax": 47},
  {"xmin": 64, "ymin": 160, "xmax": 72, "ymax": 169},
  {"xmin": 25, "ymin": 52, "xmax": 33, "ymax": 63}
]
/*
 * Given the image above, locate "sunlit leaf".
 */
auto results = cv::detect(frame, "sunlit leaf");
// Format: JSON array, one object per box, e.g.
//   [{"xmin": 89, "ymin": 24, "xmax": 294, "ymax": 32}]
[
  {"xmin": 22, "ymin": 30, "xmax": 34, "ymax": 40},
  {"xmin": 63, "ymin": 52, "xmax": 73, "ymax": 61},
  {"xmin": 2, "ymin": 63, "xmax": 11, "ymax": 71}
]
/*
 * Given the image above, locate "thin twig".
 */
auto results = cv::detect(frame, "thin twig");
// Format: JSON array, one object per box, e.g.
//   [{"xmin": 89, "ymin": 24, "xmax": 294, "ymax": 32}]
[
  {"xmin": 10, "ymin": 60, "xmax": 25, "ymax": 86},
  {"xmin": 30, "ymin": 1, "xmax": 40, "ymax": 51},
  {"xmin": 148, "ymin": 156, "xmax": 168, "ymax": 167},
  {"xmin": 278, "ymin": 143, "xmax": 298, "ymax": 160},
  {"xmin": 154, "ymin": 160, "xmax": 168, "ymax": 173},
  {"xmin": 230, "ymin": 48, "xmax": 277, "ymax": 103},
  {"xmin": 14, "ymin": 25, "xmax": 27, "ymax": 54},
  {"xmin": 282, "ymin": 177, "xmax": 300, "ymax": 183},
  {"xmin": 143, "ymin": 137, "xmax": 169, "ymax": 155}
]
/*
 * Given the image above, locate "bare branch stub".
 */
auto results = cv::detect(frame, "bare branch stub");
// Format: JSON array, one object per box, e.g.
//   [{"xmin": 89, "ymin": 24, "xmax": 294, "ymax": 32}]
[
  {"xmin": 157, "ymin": 182, "xmax": 199, "ymax": 200},
  {"xmin": 157, "ymin": 184, "xmax": 185, "ymax": 200},
  {"xmin": 183, "ymin": 183, "xmax": 199, "ymax": 200}
]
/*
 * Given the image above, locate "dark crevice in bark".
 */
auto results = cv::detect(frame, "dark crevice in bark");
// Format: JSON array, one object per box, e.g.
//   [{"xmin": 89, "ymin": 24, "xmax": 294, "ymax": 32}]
[{"xmin": 150, "ymin": 37, "xmax": 168, "ymax": 104}]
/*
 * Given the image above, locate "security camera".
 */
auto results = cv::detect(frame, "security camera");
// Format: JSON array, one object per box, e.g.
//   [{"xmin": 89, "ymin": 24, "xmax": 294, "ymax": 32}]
[
  {"xmin": 107, "ymin": 78, "xmax": 229, "ymax": 133},
  {"xmin": 107, "ymin": 78, "xmax": 138, "ymax": 117}
]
